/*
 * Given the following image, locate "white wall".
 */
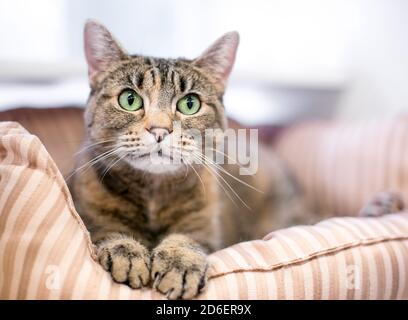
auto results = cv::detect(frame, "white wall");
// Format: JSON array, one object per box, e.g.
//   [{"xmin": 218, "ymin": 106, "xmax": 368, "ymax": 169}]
[
  {"xmin": 0, "ymin": 0, "xmax": 349, "ymax": 84},
  {"xmin": 1, "ymin": 0, "xmax": 408, "ymax": 123},
  {"xmin": 63, "ymin": 0, "xmax": 348, "ymax": 85},
  {"xmin": 0, "ymin": 0, "xmax": 67, "ymax": 63},
  {"xmin": 336, "ymin": 0, "xmax": 408, "ymax": 120}
]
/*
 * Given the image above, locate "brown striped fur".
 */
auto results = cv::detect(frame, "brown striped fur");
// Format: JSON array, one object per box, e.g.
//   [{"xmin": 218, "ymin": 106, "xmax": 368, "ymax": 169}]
[{"xmin": 70, "ymin": 21, "xmax": 318, "ymax": 299}]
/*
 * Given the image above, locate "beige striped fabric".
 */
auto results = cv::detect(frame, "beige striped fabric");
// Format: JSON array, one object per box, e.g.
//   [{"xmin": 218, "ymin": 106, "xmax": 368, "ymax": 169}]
[
  {"xmin": 275, "ymin": 116, "xmax": 408, "ymax": 217},
  {"xmin": 0, "ymin": 107, "xmax": 84, "ymax": 177},
  {"xmin": 1, "ymin": 121, "xmax": 408, "ymax": 299}
]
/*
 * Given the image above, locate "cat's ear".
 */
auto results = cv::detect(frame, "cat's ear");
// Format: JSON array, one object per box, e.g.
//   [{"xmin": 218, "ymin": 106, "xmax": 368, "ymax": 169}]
[
  {"xmin": 84, "ymin": 20, "xmax": 128, "ymax": 86},
  {"xmin": 194, "ymin": 31, "xmax": 239, "ymax": 92}
]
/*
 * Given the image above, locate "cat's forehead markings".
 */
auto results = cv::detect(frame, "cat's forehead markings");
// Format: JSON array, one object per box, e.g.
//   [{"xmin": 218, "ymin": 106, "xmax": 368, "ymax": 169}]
[
  {"xmin": 133, "ymin": 72, "xmax": 144, "ymax": 89},
  {"xmin": 146, "ymin": 58, "xmax": 193, "ymax": 94},
  {"xmin": 97, "ymin": 56, "xmax": 213, "ymax": 101}
]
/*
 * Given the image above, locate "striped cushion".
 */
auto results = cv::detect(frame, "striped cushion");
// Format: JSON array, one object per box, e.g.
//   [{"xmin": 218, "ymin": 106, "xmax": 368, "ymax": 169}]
[
  {"xmin": 275, "ymin": 117, "xmax": 408, "ymax": 217},
  {"xmin": 0, "ymin": 107, "xmax": 84, "ymax": 177},
  {"xmin": 1, "ymin": 121, "xmax": 408, "ymax": 299}
]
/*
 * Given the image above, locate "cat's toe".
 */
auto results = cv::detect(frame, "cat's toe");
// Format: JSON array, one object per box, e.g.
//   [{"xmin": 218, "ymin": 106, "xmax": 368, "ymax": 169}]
[
  {"xmin": 180, "ymin": 269, "xmax": 207, "ymax": 299},
  {"xmin": 359, "ymin": 192, "xmax": 404, "ymax": 217},
  {"xmin": 151, "ymin": 248, "xmax": 207, "ymax": 299},
  {"xmin": 128, "ymin": 255, "xmax": 150, "ymax": 288},
  {"xmin": 97, "ymin": 237, "xmax": 151, "ymax": 288}
]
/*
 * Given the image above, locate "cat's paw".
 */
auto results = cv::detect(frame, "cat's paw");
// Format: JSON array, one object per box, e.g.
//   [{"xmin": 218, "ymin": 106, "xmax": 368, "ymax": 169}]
[
  {"xmin": 359, "ymin": 192, "xmax": 404, "ymax": 217},
  {"xmin": 97, "ymin": 236, "xmax": 151, "ymax": 289},
  {"xmin": 151, "ymin": 242, "xmax": 208, "ymax": 300}
]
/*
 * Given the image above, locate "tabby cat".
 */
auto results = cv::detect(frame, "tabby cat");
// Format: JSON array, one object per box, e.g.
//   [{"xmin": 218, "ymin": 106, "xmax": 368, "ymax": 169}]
[{"xmin": 70, "ymin": 21, "xmax": 320, "ymax": 299}]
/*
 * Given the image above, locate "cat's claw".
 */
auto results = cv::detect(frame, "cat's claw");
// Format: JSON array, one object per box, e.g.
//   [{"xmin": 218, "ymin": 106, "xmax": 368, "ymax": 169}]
[{"xmin": 97, "ymin": 237, "xmax": 151, "ymax": 288}]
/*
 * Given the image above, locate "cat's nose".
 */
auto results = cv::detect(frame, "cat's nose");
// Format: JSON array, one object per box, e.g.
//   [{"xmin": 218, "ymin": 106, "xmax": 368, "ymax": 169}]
[{"xmin": 147, "ymin": 127, "xmax": 170, "ymax": 143}]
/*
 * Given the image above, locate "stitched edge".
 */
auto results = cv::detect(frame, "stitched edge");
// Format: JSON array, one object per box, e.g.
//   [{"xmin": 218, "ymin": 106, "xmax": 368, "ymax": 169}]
[{"xmin": 208, "ymin": 235, "xmax": 408, "ymax": 279}]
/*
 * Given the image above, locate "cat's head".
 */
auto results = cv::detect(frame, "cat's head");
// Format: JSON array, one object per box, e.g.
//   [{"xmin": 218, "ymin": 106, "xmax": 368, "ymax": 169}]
[{"xmin": 83, "ymin": 21, "xmax": 239, "ymax": 174}]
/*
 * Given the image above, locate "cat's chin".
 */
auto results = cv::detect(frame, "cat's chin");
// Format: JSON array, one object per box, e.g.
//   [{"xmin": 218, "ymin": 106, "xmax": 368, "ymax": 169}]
[{"xmin": 125, "ymin": 155, "xmax": 185, "ymax": 175}]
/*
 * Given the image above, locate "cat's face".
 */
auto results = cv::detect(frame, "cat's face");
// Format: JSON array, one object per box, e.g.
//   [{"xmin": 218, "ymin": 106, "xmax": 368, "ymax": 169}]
[{"xmin": 83, "ymin": 21, "xmax": 238, "ymax": 174}]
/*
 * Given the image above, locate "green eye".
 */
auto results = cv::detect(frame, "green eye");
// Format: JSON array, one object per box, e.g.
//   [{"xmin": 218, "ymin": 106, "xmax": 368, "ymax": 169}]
[
  {"xmin": 118, "ymin": 89, "xmax": 143, "ymax": 111},
  {"xmin": 177, "ymin": 94, "xmax": 201, "ymax": 115}
]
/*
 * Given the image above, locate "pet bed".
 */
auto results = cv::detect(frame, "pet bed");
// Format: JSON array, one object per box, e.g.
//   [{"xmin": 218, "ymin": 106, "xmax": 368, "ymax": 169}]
[{"xmin": 0, "ymin": 109, "xmax": 407, "ymax": 299}]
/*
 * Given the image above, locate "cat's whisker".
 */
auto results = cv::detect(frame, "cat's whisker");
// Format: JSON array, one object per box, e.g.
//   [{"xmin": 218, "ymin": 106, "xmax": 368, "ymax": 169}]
[
  {"xmin": 74, "ymin": 139, "xmax": 118, "ymax": 157},
  {"xmin": 83, "ymin": 150, "xmax": 122, "ymax": 178},
  {"xmin": 98, "ymin": 152, "xmax": 123, "ymax": 182},
  {"xmin": 182, "ymin": 160, "xmax": 189, "ymax": 180},
  {"xmin": 172, "ymin": 149, "xmax": 206, "ymax": 193},
  {"xmin": 66, "ymin": 147, "xmax": 120, "ymax": 181},
  {"xmin": 192, "ymin": 154, "xmax": 240, "ymax": 209},
  {"xmin": 100, "ymin": 151, "xmax": 127, "ymax": 183},
  {"xmin": 203, "ymin": 146, "xmax": 254, "ymax": 176},
  {"xmin": 66, "ymin": 154, "xmax": 112, "ymax": 181},
  {"xmin": 189, "ymin": 152, "xmax": 244, "ymax": 209},
  {"xmin": 190, "ymin": 146, "xmax": 263, "ymax": 194},
  {"xmin": 170, "ymin": 146, "xmax": 236, "ymax": 202},
  {"xmin": 191, "ymin": 151, "xmax": 253, "ymax": 210},
  {"xmin": 81, "ymin": 148, "xmax": 119, "ymax": 169},
  {"xmin": 158, "ymin": 145, "xmax": 252, "ymax": 208},
  {"xmin": 186, "ymin": 162, "xmax": 206, "ymax": 193}
]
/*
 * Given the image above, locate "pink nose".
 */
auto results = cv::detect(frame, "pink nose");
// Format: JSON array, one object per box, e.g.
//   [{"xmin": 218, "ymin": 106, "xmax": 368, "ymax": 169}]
[{"xmin": 148, "ymin": 127, "xmax": 170, "ymax": 142}]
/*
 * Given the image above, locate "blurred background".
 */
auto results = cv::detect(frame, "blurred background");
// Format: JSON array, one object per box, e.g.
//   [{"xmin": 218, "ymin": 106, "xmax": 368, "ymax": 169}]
[{"xmin": 0, "ymin": 0, "xmax": 408, "ymax": 126}]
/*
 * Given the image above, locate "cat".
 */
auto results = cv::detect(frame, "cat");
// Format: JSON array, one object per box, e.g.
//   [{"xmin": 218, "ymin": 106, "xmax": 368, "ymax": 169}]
[{"xmin": 70, "ymin": 21, "xmax": 401, "ymax": 300}]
